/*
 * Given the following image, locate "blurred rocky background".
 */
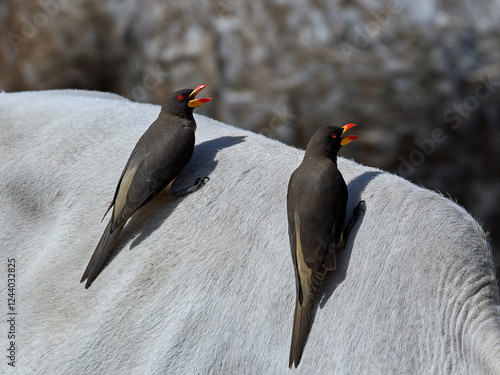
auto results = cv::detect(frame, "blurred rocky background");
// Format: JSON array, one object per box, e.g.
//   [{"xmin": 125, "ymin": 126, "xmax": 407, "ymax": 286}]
[{"xmin": 1, "ymin": 0, "xmax": 499, "ymax": 278}]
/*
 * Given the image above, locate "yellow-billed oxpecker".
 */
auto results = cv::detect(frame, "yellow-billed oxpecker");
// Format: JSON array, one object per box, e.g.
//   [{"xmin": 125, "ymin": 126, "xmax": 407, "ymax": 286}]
[
  {"xmin": 287, "ymin": 124, "xmax": 363, "ymax": 367},
  {"xmin": 81, "ymin": 85, "xmax": 211, "ymax": 288}
]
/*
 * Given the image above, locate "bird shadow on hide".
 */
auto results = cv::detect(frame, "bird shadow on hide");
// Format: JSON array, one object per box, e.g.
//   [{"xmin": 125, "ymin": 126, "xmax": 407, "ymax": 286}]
[
  {"xmin": 308, "ymin": 170, "xmax": 382, "ymax": 326},
  {"xmin": 103, "ymin": 135, "xmax": 246, "ymax": 265}
]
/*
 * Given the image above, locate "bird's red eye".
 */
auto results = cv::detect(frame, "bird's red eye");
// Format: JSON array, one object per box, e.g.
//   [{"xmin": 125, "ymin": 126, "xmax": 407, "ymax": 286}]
[
  {"xmin": 178, "ymin": 95, "xmax": 184, "ymax": 101},
  {"xmin": 332, "ymin": 133, "xmax": 337, "ymax": 138}
]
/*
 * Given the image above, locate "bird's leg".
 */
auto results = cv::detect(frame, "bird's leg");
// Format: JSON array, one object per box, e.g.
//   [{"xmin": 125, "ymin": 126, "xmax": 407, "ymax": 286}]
[
  {"xmin": 171, "ymin": 177, "xmax": 210, "ymax": 199},
  {"xmin": 335, "ymin": 200, "xmax": 365, "ymax": 253}
]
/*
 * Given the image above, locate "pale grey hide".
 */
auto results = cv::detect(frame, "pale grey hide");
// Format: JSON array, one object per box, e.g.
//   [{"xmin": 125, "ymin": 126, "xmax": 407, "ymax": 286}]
[{"xmin": 1, "ymin": 90, "xmax": 499, "ymax": 375}]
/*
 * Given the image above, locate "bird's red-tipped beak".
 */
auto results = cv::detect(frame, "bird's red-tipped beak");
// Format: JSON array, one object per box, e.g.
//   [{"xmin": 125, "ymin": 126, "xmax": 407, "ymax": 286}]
[
  {"xmin": 340, "ymin": 123, "xmax": 359, "ymax": 145},
  {"xmin": 188, "ymin": 85, "xmax": 212, "ymax": 108}
]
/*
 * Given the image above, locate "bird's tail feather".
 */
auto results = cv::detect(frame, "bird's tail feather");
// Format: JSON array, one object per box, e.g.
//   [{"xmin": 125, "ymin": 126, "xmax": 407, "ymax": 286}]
[
  {"xmin": 80, "ymin": 219, "xmax": 124, "ymax": 288},
  {"xmin": 289, "ymin": 267, "xmax": 327, "ymax": 368},
  {"xmin": 289, "ymin": 294, "xmax": 314, "ymax": 368}
]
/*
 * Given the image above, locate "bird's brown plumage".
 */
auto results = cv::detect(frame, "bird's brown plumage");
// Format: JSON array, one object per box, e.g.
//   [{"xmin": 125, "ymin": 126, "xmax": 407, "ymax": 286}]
[
  {"xmin": 81, "ymin": 86, "xmax": 211, "ymax": 288},
  {"xmin": 287, "ymin": 124, "xmax": 358, "ymax": 368}
]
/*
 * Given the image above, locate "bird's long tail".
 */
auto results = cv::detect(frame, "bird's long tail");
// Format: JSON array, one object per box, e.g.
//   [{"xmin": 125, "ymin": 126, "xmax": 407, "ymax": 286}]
[
  {"xmin": 80, "ymin": 219, "xmax": 124, "ymax": 288},
  {"xmin": 289, "ymin": 266, "xmax": 327, "ymax": 368}
]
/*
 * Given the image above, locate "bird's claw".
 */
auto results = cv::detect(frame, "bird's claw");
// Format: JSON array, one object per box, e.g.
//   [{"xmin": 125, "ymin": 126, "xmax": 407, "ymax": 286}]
[
  {"xmin": 353, "ymin": 200, "xmax": 366, "ymax": 218},
  {"xmin": 171, "ymin": 177, "xmax": 210, "ymax": 199},
  {"xmin": 195, "ymin": 176, "xmax": 210, "ymax": 186},
  {"xmin": 342, "ymin": 200, "xmax": 365, "ymax": 245}
]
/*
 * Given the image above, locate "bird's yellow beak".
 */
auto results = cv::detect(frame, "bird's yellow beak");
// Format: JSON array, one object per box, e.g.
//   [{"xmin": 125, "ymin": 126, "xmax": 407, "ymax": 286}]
[
  {"xmin": 340, "ymin": 123, "xmax": 359, "ymax": 145},
  {"xmin": 188, "ymin": 85, "xmax": 212, "ymax": 108}
]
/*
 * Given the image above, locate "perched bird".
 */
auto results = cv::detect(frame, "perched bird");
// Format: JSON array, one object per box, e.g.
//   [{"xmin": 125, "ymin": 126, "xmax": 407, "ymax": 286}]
[
  {"xmin": 287, "ymin": 124, "xmax": 363, "ymax": 368},
  {"xmin": 81, "ymin": 85, "xmax": 212, "ymax": 289}
]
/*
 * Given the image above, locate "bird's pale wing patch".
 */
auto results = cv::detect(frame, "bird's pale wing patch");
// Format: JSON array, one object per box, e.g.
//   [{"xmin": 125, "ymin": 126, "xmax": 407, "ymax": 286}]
[
  {"xmin": 295, "ymin": 214, "xmax": 312, "ymax": 304},
  {"xmin": 113, "ymin": 163, "xmax": 138, "ymax": 223}
]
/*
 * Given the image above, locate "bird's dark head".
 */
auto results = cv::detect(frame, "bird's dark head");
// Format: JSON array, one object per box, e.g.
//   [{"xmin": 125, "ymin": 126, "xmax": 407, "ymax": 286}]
[
  {"xmin": 162, "ymin": 85, "xmax": 212, "ymax": 119},
  {"xmin": 305, "ymin": 123, "xmax": 359, "ymax": 160}
]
